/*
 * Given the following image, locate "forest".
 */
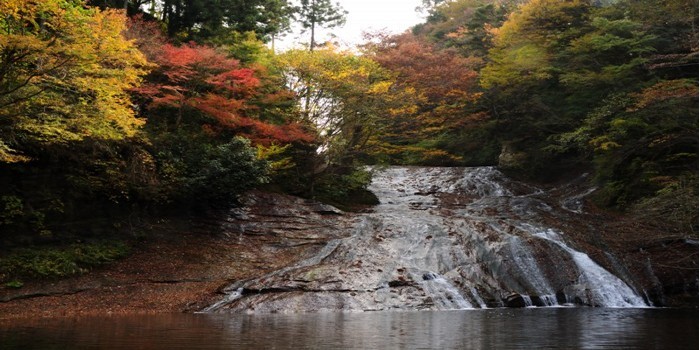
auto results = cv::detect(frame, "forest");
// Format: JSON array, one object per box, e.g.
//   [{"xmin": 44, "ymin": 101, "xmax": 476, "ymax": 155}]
[{"xmin": 0, "ymin": 0, "xmax": 697, "ymax": 285}]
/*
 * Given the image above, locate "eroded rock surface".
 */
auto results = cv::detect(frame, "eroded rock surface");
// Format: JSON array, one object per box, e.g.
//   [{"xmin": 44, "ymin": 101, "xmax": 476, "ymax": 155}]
[{"xmin": 206, "ymin": 167, "xmax": 665, "ymax": 314}]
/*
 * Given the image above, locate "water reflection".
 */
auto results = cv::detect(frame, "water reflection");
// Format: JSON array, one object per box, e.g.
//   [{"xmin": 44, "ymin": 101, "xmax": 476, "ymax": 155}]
[{"xmin": 1, "ymin": 308, "xmax": 697, "ymax": 349}]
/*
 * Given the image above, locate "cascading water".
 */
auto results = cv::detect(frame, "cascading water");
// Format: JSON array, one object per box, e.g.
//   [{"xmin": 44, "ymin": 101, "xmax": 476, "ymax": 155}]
[
  {"xmin": 521, "ymin": 224, "xmax": 646, "ymax": 307},
  {"xmin": 421, "ymin": 272, "xmax": 473, "ymax": 309},
  {"xmin": 204, "ymin": 166, "xmax": 648, "ymax": 313},
  {"xmin": 506, "ymin": 236, "xmax": 558, "ymax": 306}
]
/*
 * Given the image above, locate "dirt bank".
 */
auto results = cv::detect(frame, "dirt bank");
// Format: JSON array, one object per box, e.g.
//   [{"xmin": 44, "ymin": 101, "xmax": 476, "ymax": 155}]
[{"xmin": 0, "ymin": 191, "xmax": 346, "ymax": 321}]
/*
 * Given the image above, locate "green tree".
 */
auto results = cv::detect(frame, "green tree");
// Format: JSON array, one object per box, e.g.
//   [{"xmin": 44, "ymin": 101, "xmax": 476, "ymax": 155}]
[
  {"xmin": 561, "ymin": 80, "xmax": 698, "ymax": 210},
  {"xmin": 294, "ymin": 0, "xmax": 347, "ymax": 51},
  {"xmin": 154, "ymin": 0, "xmax": 293, "ymax": 42},
  {"xmin": 413, "ymin": 0, "xmax": 520, "ymax": 61},
  {"xmin": 480, "ymin": 0, "xmax": 657, "ymax": 175}
]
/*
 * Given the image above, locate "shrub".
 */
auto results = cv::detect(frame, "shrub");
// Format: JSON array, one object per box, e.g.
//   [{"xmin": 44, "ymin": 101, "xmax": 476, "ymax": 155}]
[{"xmin": 0, "ymin": 241, "xmax": 130, "ymax": 283}]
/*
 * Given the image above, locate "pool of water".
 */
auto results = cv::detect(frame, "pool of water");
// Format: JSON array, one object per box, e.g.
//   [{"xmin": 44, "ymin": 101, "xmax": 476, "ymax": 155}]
[{"xmin": 1, "ymin": 308, "xmax": 697, "ymax": 349}]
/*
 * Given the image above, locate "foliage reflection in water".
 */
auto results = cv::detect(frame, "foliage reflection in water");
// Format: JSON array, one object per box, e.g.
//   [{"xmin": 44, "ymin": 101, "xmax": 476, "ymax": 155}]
[{"xmin": 1, "ymin": 308, "xmax": 697, "ymax": 349}]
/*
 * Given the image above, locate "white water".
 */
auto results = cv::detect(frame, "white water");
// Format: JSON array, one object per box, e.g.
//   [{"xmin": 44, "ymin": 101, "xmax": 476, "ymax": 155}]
[
  {"xmin": 421, "ymin": 272, "xmax": 473, "ymax": 309},
  {"xmin": 523, "ymin": 224, "xmax": 647, "ymax": 307},
  {"xmin": 470, "ymin": 287, "xmax": 488, "ymax": 308},
  {"xmin": 202, "ymin": 288, "xmax": 244, "ymax": 312},
  {"xmin": 205, "ymin": 166, "xmax": 649, "ymax": 313},
  {"xmin": 507, "ymin": 236, "xmax": 558, "ymax": 306}
]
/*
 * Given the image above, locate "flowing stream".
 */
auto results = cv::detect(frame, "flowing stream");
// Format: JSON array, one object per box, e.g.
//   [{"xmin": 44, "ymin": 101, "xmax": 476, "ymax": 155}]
[{"xmin": 206, "ymin": 166, "xmax": 649, "ymax": 313}]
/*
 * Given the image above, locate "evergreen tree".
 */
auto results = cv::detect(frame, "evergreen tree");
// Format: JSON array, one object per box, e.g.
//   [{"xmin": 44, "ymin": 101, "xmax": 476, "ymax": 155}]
[
  {"xmin": 294, "ymin": 0, "xmax": 347, "ymax": 51},
  {"xmin": 115, "ymin": 0, "xmax": 293, "ymax": 42}
]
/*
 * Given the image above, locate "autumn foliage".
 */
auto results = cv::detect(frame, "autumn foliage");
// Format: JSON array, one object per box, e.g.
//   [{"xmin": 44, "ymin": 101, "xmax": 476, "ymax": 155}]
[
  {"xmin": 136, "ymin": 42, "xmax": 313, "ymax": 145},
  {"xmin": 0, "ymin": 0, "xmax": 696, "ymax": 248},
  {"xmin": 371, "ymin": 33, "xmax": 480, "ymax": 108},
  {"xmin": 0, "ymin": 0, "xmax": 148, "ymax": 162},
  {"xmin": 366, "ymin": 33, "xmax": 483, "ymax": 164},
  {"xmin": 0, "ymin": 2, "xmax": 312, "ymax": 243}
]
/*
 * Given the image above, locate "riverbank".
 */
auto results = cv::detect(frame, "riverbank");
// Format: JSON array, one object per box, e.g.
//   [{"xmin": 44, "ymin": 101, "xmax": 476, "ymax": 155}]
[
  {"xmin": 0, "ymin": 229, "xmax": 298, "ymax": 320},
  {"xmin": 0, "ymin": 191, "xmax": 346, "ymax": 320}
]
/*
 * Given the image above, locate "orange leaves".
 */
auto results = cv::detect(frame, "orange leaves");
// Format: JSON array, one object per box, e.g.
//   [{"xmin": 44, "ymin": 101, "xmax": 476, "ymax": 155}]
[
  {"xmin": 629, "ymin": 80, "xmax": 698, "ymax": 112},
  {"xmin": 137, "ymin": 41, "xmax": 313, "ymax": 146},
  {"xmin": 203, "ymin": 118, "xmax": 314, "ymax": 145},
  {"xmin": 236, "ymin": 119, "xmax": 315, "ymax": 145},
  {"xmin": 192, "ymin": 94, "xmax": 246, "ymax": 126},
  {"xmin": 151, "ymin": 91, "xmax": 185, "ymax": 109},
  {"xmin": 206, "ymin": 68, "xmax": 260, "ymax": 95},
  {"xmin": 160, "ymin": 44, "xmax": 209, "ymax": 68},
  {"xmin": 140, "ymin": 43, "xmax": 253, "ymax": 114},
  {"xmin": 369, "ymin": 33, "xmax": 482, "ymax": 144},
  {"xmin": 372, "ymin": 33, "xmax": 480, "ymax": 105},
  {"xmin": 154, "ymin": 43, "xmax": 246, "ymax": 85}
]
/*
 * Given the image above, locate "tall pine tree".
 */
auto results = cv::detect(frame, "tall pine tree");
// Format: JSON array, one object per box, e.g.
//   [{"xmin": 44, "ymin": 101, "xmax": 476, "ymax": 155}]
[{"xmin": 294, "ymin": 0, "xmax": 347, "ymax": 51}]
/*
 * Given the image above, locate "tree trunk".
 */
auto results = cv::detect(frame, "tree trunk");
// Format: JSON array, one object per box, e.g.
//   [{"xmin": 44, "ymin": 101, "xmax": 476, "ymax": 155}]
[
  {"xmin": 310, "ymin": 19, "xmax": 316, "ymax": 51},
  {"xmin": 271, "ymin": 33, "xmax": 276, "ymax": 53},
  {"xmin": 309, "ymin": 0, "xmax": 316, "ymax": 51}
]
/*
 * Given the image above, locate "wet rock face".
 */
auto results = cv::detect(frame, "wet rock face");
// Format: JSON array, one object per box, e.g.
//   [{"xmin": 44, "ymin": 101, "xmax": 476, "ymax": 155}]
[
  {"xmin": 205, "ymin": 167, "xmax": 651, "ymax": 313},
  {"xmin": 222, "ymin": 190, "xmax": 349, "ymax": 245},
  {"xmin": 505, "ymin": 293, "xmax": 528, "ymax": 308}
]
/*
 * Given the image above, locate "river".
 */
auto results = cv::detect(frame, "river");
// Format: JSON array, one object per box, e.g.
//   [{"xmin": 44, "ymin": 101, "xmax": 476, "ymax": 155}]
[{"xmin": 1, "ymin": 308, "xmax": 696, "ymax": 349}]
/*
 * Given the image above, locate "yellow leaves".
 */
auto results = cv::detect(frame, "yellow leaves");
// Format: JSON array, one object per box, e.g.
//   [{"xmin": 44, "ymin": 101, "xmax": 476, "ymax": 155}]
[
  {"xmin": 0, "ymin": 34, "xmax": 45, "ymax": 51},
  {"xmin": 367, "ymin": 81, "xmax": 392, "ymax": 94},
  {"xmin": 0, "ymin": 0, "xmax": 24, "ymax": 15},
  {"xmin": 0, "ymin": 1, "xmax": 149, "ymax": 158},
  {"xmin": 1, "ymin": 0, "xmax": 36, "ymax": 20},
  {"xmin": 446, "ymin": 27, "xmax": 468, "ymax": 39},
  {"xmin": 0, "ymin": 141, "xmax": 30, "ymax": 163},
  {"xmin": 278, "ymin": 46, "xmax": 403, "ymax": 110},
  {"xmin": 481, "ymin": 43, "xmax": 552, "ymax": 89},
  {"xmin": 590, "ymin": 136, "xmax": 620, "ymax": 151},
  {"xmin": 54, "ymin": 8, "xmax": 149, "ymax": 139},
  {"xmin": 388, "ymin": 104, "xmax": 419, "ymax": 117},
  {"xmin": 277, "ymin": 46, "xmax": 418, "ymax": 163},
  {"xmin": 496, "ymin": 0, "xmax": 589, "ymax": 42},
  {"xmin": 482, "ymin": 0, "xmax": 590, "ymax": 90},
  {"xmin": 484, "ymin": 23, "xmax": 500, "ymax": 38},
  {"xmin": 256, "ymin": 143, "xmax": 294, "ymax": 172},
  {"xmin": 1, "ymin": 0, "xmax": 70, "ymax": 34}
]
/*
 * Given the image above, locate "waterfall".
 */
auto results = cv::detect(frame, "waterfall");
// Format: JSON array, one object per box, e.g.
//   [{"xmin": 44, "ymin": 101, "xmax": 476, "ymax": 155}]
[
  {"xmin": 523, "ymin": 225, "xmax": 647, "ymax": 307},
  {"xmin": 421, "ymin": 272, "xmax": 473, "ymax": 310},
  {"xmin": 507, "ymin": 236, "xmax": 558, "ymax": 306},
  {"xmin": 203, "ymin": 166, "xmax": 650, "ymax": 313},
  {"xmin": 470, "ymin": 287, "xmax": 488, "ymax": 308}
]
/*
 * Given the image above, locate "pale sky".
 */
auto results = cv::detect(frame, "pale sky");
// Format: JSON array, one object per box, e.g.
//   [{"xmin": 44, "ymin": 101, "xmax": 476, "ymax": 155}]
[{"xmin": 279, "ymin": 0, "xmax": 426, "ymax": 50}]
